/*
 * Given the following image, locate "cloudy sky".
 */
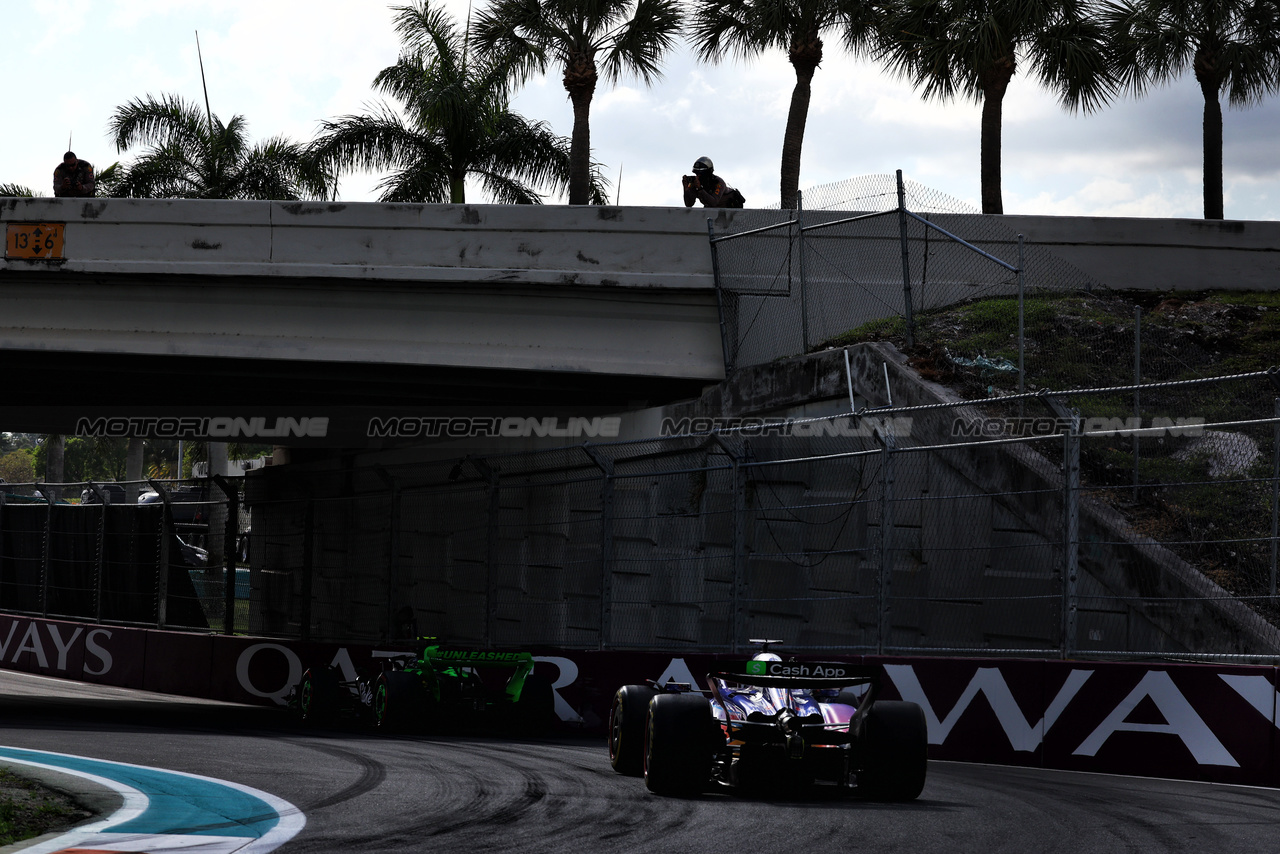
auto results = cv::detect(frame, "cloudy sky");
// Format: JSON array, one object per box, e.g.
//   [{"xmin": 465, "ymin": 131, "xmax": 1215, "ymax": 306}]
[{"xmin": 7, "ymin": 0, "xmax": 1280, "ymax": 219}]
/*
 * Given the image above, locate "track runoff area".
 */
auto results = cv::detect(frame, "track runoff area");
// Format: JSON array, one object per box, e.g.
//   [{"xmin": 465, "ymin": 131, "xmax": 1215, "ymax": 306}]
[{"xmin": 2, "ymin": 667, "xmax": 1280, "ymax": 852}]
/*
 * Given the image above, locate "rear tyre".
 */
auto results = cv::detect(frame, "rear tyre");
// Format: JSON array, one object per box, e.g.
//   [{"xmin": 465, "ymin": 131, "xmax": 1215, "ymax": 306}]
[
  {"xmin": 299, "ymin": 667, "xmax": 342, "ymax": 726},
  {"xmin": 609, "ymin": 684, "xmax": 657, "ymax": 776},
  {"xmin": 857, "ymin": 700, "xmax": 928, "ymax": 801},
  {"xmin": 643, "ymin": 693, "xmax": 713, "ymax": 796},
  {"xmin": 515, "ymin": 673, "xmax": 556, "ymax": 735},
  {"xmin": 374, "ymin": 671, "xmax": 423, "ymax": 732}
]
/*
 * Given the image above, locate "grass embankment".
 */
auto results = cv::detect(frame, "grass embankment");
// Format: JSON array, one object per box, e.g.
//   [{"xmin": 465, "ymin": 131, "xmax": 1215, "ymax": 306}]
[
  {"xmin": 830, "ymin": 289, "xmax": 1280, "ymax": 606},
  {"xmin": 0, "ymin": 768, "xmax": 90, "ymax": 845}
]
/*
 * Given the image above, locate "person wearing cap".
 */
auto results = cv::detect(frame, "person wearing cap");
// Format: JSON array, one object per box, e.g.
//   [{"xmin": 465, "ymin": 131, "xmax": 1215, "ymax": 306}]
[
  {"xmin": 682, "ymin": 156, "xmax": 745, "ymax": 208},
  {"xmin": 53, "ymin": 151, "xmax": 96, "ymax": 198}
]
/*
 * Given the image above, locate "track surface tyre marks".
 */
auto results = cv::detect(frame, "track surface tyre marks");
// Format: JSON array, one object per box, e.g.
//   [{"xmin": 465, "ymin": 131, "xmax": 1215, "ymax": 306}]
[{"xmin": 287, "ymin": 741, "xmax": 388, "ymax": 811}]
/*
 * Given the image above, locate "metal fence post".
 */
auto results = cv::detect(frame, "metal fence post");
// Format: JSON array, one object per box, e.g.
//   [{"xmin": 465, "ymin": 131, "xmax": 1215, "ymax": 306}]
[
  {"xmin": 583, "ymin": 445, "xmax": 615, "ymax": 650},
  {"xmin": 732, "ymin": 459, "xmax": 747, "ymax": 654},
  {"xmin": 0, "ymin": 491, "xmax": 5, "ymax": 610},
  {"xmin": 878, "ymin": 431, "xmax": 895, "ymax": 655},
  {"xmin": 1017, "ymin": 234, "xmax": 1025, "ymax": 408},
  {"xmin": 1063, "ymin": 423, "xmax": 1081, "ymax": 657},
  {"xmin": 299, "ymin": 500, "xmax": 315, "ymax": 642},
  {"xmin": 797, "ymin": 190, "xmax": 809, "ymax": 353},
  {"xmin": 1271, "ymin": 398, "xmax": 1280, "ymax": 596},
  {"xmin": 152, "ymin": 481, "xmax": 172, "ymax": 630},
  {"xmin": 896, "ymin": 169, "xmax": 916, "ymax": 349},
  {"xmin": 708, "ymin": 219, "xmax": 734, "ymax": 375},
  {"xmin": 39, "ymin": 487, "xmax": 52, "ymax": 617},
  {"xmin": 481, "ymin": 464, "xmax": 500, "ymax": 649},
  {"xmin": 88, "ymin": 483, "xmax": 108, "ymax": 624},
  {"xmin": 1133, "ymin": 306, "xmax": 1142, "ymax": 503},
  {"xmin": 212, "ymin": 475, "xmax": 239, "ymax": 635}
]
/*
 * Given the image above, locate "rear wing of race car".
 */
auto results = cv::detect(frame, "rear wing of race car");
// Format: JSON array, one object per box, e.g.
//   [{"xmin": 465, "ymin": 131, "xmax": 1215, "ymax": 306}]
[
  {"xmin": 708, "ymin": 660, "xmax": 878, "ymax": 691},
  {"xmin": 707, "ymin": 661, "xmax": 881, "ymax": 741},
  {"xmin": 418, "ymin": 645, "xmax": 537, "ymax": 700}
]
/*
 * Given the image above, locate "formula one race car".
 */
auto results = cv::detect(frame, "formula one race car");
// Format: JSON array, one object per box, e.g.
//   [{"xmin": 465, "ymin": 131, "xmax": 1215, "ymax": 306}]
[
  {"xmin": 290, "ymin": 641, "xmax": 555, "ymax": 733},
  {"xmin": 608, "ymin": 642, "xmax": 927, "ymax": 798}
]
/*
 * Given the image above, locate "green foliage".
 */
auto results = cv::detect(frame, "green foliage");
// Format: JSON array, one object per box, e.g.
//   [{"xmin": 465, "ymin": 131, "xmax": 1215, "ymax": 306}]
[
  {"xmin": 827, "ymin": 314, "xmax": 905, "ymax": 345},
  {"xmin": 32, "ymin": 437, "xmax": 127, "ymax": 483},
  {"xmin": 107, "ymin": 94, "xmax": 330, "ymax": 200},
  {"xmin": 474, "ymin": 0, "xmax": 681, "ymax": 204},
  {"xmin": 876, "ymin": 0, "xmax": 1114, "ymax": 212},
  {"xmin": 688, "ymin": 0, "xmax": 879, "ymax": 209},
  {"xmin": 0, "ymin": 769, "xmax": 84, "ymax": 846},
  {"xmin": 1102, "ymin": 0, "xmax": 1280, "ymax": 217},
  {"xmin": 0, "ymin": 450, "xmax": 36, "ymax": 484},
  {"xmin": 312, "ymin": 1, "xmax": 602, "ymax": 204},
  {"xmin": 0, "ymin": 183, "xmax": 37, "ymax": 197}
]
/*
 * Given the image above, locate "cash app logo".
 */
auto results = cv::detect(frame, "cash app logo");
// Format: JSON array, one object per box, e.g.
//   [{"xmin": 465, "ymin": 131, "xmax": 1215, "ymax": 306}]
[{"xmin": 746, "ymin": 661, "xmax": 766, "ymax": 675}]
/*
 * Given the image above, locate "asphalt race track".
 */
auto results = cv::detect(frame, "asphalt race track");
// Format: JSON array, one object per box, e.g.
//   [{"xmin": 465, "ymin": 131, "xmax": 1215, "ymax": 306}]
[{"xmin": 2, "ymin": 671, "xmax": 1280, "ymax": 853}]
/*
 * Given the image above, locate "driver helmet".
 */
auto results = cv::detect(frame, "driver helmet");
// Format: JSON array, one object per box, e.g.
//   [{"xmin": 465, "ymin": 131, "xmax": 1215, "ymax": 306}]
[{"xmin": 692, "ymin": 156, "xmax": 714, "ymax": 175}]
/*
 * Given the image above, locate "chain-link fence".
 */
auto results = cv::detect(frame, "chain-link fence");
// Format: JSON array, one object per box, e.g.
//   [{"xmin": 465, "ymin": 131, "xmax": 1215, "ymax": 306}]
[
  {"xmin": 3, "ymin": 371, "xmax": 1279, "ymax": 660},
  {"xmin": 715, "ymin": 171, "xmax": 1121, "ymax": 394},
  {"xmin": 209, "ymin": 370, "xmax": 1280, "ymax": 659},
  {"xmin": 0, "ymin": 478, "xmax": 249, "ymax": 632}
]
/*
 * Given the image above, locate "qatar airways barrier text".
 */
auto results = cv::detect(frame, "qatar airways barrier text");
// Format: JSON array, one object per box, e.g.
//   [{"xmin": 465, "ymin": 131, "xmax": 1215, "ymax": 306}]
[{"xmin": 2, "ymin": 615, "xmax": 1276, "ymax": 787}]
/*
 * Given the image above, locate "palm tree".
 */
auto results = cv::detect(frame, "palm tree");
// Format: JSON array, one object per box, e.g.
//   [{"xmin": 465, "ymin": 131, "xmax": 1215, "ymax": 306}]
[
  {"xmin": 1103, "ymin": 0, "xmax": 1280, "ymax": 220},
  {"xmin": 0, "ymin": 184, "xmax": 36, "ymax": 197},
  {"xmin": 689, "ymin": 0, "xmax": 880, "ymax": 210},
  {"xmin": 878, "ymin": 0, "xmax": 1113, "ymax": 214},
  {"xmin": 473, "ymin": 0, "xmax": 682, "ymax": 205},
  {"xmin": 311, "ymin": 2, "xmax": 592, "ymax": 204},
  {"xmin": 107, "ymin": 95, "xmax": 329, "ymax": 200}
]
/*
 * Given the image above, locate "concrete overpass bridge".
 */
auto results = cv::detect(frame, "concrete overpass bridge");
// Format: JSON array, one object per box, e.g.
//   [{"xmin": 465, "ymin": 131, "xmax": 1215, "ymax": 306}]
[{"xmin": 0, "ymin": 197, "xmax": 731, "ymax": 435}]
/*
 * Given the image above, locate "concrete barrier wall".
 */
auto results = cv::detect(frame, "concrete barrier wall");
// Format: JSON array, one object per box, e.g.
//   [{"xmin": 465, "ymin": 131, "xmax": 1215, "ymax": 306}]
[
  {"xmin": 1002, "ymin": 214, "xmax": 1280, "ymax": 292},
  {"xmin": 2, "ymin": 613, "xmax": 1276, "ymax": 787},
  {"xmin": 1, "ymin": 197, "xmax": 717, "ymax": 291},
  {"xmin": 5, "ymin": 197, "xmax": 1279, "ymax": 294}
]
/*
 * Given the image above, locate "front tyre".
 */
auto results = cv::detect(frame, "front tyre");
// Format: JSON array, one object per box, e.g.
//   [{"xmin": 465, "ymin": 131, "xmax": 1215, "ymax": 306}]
[
  {"xmin": 643, "ymin": 693, "xmax": 713, "ymax": 796},
  {"xmin": 374, "ymin": 671, "xmax": 423, "ymax": 732},
  {"xmin": 299, "ymin": 667, "xmax": 342, "ymax": 726},
  {"xmin": 609, "ymin": 684, "xmax": 657, "ymax": 776},
  {"xmin": 857, "ymin": 700, "xmax": 928, "ymax": 801}
]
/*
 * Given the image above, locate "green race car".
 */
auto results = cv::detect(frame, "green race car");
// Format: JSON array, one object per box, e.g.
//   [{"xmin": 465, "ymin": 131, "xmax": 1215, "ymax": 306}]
[{"xmin": 291, "ymin": 641, "xmax": 556, "ymax": 733}]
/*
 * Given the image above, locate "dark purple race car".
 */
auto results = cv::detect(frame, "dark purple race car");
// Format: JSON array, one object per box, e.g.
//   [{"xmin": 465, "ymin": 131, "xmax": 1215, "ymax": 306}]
[{"xmin": 608, "ymin": 642, "xmax": 928, "ymax": 798}]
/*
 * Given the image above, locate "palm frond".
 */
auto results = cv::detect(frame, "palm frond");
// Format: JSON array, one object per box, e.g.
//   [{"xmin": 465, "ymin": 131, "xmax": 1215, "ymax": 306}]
[
  {"xmin": 109, "ymin": 94, "xmax": 209, "ymax": 155},
  {"xmin": 602, "ymin": 0, "xmax": 683, "ymax": 84}
]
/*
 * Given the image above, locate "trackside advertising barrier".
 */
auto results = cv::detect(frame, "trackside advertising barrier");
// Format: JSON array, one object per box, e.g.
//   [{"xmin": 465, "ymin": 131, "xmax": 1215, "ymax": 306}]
[{"xmin": 2, "ymin": 614, "xmax": 1277, "ymax": 788}]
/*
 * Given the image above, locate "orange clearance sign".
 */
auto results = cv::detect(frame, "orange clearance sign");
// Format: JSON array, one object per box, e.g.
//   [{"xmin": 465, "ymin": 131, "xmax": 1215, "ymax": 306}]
[{"xmin": 5, "ymin": 222, "xmax": 65, "ymax": 259}]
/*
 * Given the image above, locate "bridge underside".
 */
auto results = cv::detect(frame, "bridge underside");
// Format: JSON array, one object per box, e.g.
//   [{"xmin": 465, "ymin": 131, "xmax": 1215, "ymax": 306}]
[{"xmin": 0, "ymin": 348, "xmax": 707, "ymax": 436}]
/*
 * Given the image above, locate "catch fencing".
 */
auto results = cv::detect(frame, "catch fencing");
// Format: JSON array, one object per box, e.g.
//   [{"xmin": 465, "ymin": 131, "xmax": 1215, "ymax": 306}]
[
  {"xmin": 3, "ymin": 371, "xmax": 1280, "ymax": 660},
  {"xmin": 0, "ymin": 478, "xmax": 247, "ymax": 634},
  {"xmin": 712, "ymin": 171, "xmax": 1142, "ymax": 396}
]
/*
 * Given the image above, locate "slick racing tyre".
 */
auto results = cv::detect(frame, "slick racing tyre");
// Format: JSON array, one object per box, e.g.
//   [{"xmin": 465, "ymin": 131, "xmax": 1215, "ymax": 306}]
[
  {"xmin": 609, "ymin": 684, "xmax": 657, "ymax": 776},
  {"xmin": 643, "ymin": 693, "xmax": 713, "ymax": 796},
  {"xmin": 299, "ymin": 667, "xmax": 342, "ymax": 726},
  {"xmin": 857, "ymin": 700, "xmax": 928, "ymax": 801},
  {"xmin": 374, "ymin": 671, "xmax": 423, "ymax": 732}
]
